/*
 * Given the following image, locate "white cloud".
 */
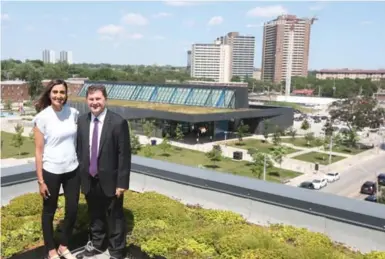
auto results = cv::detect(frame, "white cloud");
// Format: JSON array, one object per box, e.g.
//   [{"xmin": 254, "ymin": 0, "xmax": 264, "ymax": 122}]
[
  {"xmin": 127, "ymin": 33, "xmax": 143, "ymax": 40},
  {"xmin": 246, "ymin": 5, "xmax": 287, "ymax": 18},
  {"xmin": 208, "ymin": 16, "xmax": 223, "ymax": 26},
  {"xmin": 121, "ymin": 13, "xmax": 148, "ymax": 26},
  {"xmin": 153, "ymin": 12, "xmax": 172, "ymax": 18},
  {"xmin": 1, "ymin": 13, "xmax": 10, "ymax": 21},
  {"xmin": 97, "ymin": 24, "xmax": 125, "ymax": 36},
  {"xmin": 163, "ymin": 0, "xmax": 196, "ymax": 7}
]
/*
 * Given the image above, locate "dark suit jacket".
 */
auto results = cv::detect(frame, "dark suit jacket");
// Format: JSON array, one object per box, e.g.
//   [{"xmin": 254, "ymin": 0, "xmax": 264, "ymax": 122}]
[{"xmin": 77, "ymin": 109, "xmax": 131, "ymax": 197}]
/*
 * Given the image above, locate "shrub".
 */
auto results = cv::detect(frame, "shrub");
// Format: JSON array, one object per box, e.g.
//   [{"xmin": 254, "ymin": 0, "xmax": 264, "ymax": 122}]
[{"xmin": 1, "ymin": 191, "xmax": 385, "ymax": 259}]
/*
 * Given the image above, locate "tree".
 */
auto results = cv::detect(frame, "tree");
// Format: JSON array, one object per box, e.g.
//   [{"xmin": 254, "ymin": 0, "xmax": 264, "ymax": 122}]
[
  {"xmin": 142, "ymin": 119, "xmax": 155, "ymax": 144},
  {"xmin": 322, "ymin": 119, "xmax": 334, "ymax": 136},
  {"xmin": 159, "ymin": 133, "xmax": 171, "ymax": 155},
  {"xmin": 262, "ymin": 119, "xmax": 271, "ymax": 143},
  {"xmin": 27, "ymin": 69, "xmax": 44, "ymax": 99},
  {"xmin": 11, "ymin": 123, "xmax": 24, "ymax": 156},
  {"xmin": 304, "ymin": 132, "xmax": 315, "ymax": 146},
  {"xmin": 143, "ymin": 145, "xmax": 154, "ymax": 158},
  {"xmin": 130, "ymin": 134, "xmax": 141, "ymax": 155},
  {"xmin": 128, "ymin": 121, "xmax": 141, "ymax": 154},
  {"xmin": 271, "ymin": 146, "xmax": 287, "ymax": 168},
  {"xmin": 301, "ymin": 119, "xmax": 310, "ymax": 131},
  {"xmin": 174, "ymin": 123, "xmax": 184, "ymax": 143},
  {"xmin": 4, "ymin": 99, "xmax": 12, "ymax": 110},
  {"xmin": 272, "ymin": 126, "xmax": 282, "ymax": 146},
  {"xmin": 206, "ymin": 145, "xmax": 222, "ymax": 166},
  {"xmin": 378, "ymin": 187, "xmax": 385, "ymax": 204},
  {"xmin": 329, "ymin": 96, "xmax": 385, "ymax": 131},
  {"xmin": 249, "ymin": 150, "xmax": 273, "ymax": 179},
  {"xmin": 287, "ymin": 127, "xmax": 297, "ymax": 140},
  {"xmin": 237, "ymin": 120, "xmax": 249, "ymax": 143}
]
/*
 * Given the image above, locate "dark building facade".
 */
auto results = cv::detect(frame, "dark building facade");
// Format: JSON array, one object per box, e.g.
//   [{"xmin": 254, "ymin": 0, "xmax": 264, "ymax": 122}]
[{"xmin": 70, "ymin": 81, "xmax": 293, "ymax": 142}]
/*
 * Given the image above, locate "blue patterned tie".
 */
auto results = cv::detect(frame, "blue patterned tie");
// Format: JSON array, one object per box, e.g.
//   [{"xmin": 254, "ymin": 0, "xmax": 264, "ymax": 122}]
[{"xmin": 89, "ymin": 118, "xmax": 99, "ymax": 177}]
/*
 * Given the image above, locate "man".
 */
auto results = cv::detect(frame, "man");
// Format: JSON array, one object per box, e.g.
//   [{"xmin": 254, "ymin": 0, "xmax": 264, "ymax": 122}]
[{"xmin": 76, "ymin": 84, "xmax": 131, "ymax": 259}]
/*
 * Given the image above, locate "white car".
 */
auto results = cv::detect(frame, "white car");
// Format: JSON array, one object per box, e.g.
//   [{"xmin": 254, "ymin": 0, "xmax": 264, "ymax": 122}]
[
  {"xmin": 312, "ymin": 178, "xmax": 328, "ymax": 190},
  {"xmin": 325, "ymin": 172, "xmax": 340, "ymax": 183}
]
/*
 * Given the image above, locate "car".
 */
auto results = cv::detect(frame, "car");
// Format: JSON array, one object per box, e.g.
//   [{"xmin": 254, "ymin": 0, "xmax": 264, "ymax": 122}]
[
  {"xmin": 360, "ymin": 181, "xmax": 377, "ymax": 195},
  {"xmin": 325, "ymin": 172, "xmax": 340, "ymax": 183},
  {"xmin": 377, "ymin": 173, "xmax": 385, "ymax": 186},
  {"xmin": 364, "ymin": 195, "xmax": 378, "ymax": 203},
  {"xmin": 312, "ymin": 178, "xmax": 328, "ymax": 189},
  {"xmin": 299, "ymin": 181, "xmax": 315, "ymax": 190}
]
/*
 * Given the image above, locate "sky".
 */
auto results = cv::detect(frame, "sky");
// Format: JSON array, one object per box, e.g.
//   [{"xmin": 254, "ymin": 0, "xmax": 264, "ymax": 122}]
[{"xmin": 1, "ymin": 1, "xmax": 384, "ymax": 70}]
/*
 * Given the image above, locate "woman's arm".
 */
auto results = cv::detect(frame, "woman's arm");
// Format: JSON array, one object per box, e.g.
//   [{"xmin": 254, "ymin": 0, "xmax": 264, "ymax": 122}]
[{"xmin": 34, "ymin": 126, "xmax": 44, "ymax": 184}]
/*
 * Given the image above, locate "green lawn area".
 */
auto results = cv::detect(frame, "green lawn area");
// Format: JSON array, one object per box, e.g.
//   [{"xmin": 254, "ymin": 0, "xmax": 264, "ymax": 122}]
[
  {"xmin": 1, "ymin": 131, "xmax": 35, "ymax": 159},
  {"xmin": 332, "ymin": 145, "xmax": 367, "ymax": 155},
  {"xmin": 138, "ymin": 145, "xmax": 301, "ymax": 183},
  {"xmin": 281, "ymin": 137, "xmax": 322, "ymax": 148},
  {"xmin": 292, "ymin": 151, "xmax": 346, "ymax": 165},
  {"xmin": 227, "ymin": 139, "xmax": 298, "ymax": 154}
]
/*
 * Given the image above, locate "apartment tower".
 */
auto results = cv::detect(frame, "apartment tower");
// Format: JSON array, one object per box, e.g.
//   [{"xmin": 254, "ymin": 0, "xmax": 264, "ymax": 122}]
[
  {"xmin": 191, "ymin": 41, "xmax": 232, "ymax": 83},
  {"xmin": 59, "ymin": 51, "xmax": 73, "ymax": 64},
  {"xmin": 261, "ymin": 15, "xmax": 315, "ymax": 84},
  {"xmin": 216, "ymin": 32, "xmax": 255, "ymax": 79},
  {"xmin": 42, "ymin": 49, "xmax": 56, "ymax": 64}
]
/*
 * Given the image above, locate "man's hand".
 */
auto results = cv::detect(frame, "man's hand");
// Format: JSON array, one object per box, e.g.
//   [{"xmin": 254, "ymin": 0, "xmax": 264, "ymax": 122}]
[{"xmin": 115, "ymin": 188, "xmax": 126, "ymax": 198}]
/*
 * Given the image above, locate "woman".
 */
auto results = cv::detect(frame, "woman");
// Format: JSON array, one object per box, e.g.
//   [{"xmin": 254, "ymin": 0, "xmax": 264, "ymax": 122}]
[{"xmin": 33, "ymin": 79, "xmax": 79, "ymax": 259}]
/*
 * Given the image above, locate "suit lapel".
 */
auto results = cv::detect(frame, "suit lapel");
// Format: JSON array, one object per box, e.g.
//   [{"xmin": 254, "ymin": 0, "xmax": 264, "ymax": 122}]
[{"xmin": 98, "ymin": 110, "xmax": 111, "ymax": 157}]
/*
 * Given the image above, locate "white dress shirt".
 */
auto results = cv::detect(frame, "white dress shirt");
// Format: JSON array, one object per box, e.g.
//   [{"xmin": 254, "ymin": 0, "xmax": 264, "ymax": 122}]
[{"xmin": 89, "ymin": 108, "xmax": 107, "ymax": 157}]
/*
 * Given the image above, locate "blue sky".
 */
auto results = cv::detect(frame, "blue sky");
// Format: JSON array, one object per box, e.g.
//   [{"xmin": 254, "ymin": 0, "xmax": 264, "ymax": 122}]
[{"xmin": 1, "ymin": 1, "xmax": 384, "ymax": 69}]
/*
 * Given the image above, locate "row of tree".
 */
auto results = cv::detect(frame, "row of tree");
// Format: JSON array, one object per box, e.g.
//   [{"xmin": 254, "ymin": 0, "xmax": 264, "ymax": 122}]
[{"xmin": 232, "ymin": 74, "xmax": 384, "ymax": 99}]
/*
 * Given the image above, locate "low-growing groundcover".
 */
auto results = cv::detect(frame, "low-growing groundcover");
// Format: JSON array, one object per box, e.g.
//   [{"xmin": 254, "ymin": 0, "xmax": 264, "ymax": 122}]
[{"xmin": 2, "ymin": 192, "xmax": 384, "ymax": 259}]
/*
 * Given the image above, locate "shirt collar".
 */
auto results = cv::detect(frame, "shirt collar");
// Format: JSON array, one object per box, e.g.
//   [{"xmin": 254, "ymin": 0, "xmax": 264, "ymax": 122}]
[{"xmin": 91, "ymin": 108, "xmax": 107, "ymax": 123}]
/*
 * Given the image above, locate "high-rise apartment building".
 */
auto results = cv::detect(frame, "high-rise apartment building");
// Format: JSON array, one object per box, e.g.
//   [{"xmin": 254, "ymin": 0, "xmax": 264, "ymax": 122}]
[
  {"xmin": 216, "ymin": 32, "xmax": 255, "ymax": 79},
  {"xmin": 261, "ymin": 15, "xmax": 315, "ymax": 84},
  {"xmin": 59, "ymin": 51, "xmax": 73, "ymax": 64},
  {"xmin": 191, "ymin": 41, "xmax": 232, "ymax": 83},
  {"xmin": 42, "ymin": 49, "xmax": 56, "ymax": 64}
]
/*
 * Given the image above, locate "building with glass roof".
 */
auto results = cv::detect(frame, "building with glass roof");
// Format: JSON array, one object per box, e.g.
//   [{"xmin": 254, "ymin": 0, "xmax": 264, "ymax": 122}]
[{"xmin": 70, "ymin": 81, "xmax": 293, "ymax": 142}]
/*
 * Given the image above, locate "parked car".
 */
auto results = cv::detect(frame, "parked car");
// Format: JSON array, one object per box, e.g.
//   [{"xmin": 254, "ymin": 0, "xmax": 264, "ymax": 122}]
[
  {"xmin": 360, "ymin": 181, "xmax": 377, "ymax": 195},
  {"xmin": 364, "ymin": 195, "xmax": 377, "ymax": 203},
  {"xmin": 377, "ymin": 173, "xmax": 385, "ymax": 186},
  {"xmin": 325, "ymin": 172, "xmax": 340, "ymax": 183},
  {"xmin": 312, "ymin": 178, "xmax": 328, "ymax": 189},
  {"xmin": 299, "ymin": 181, "xmax": 315, "ymax": 190}
]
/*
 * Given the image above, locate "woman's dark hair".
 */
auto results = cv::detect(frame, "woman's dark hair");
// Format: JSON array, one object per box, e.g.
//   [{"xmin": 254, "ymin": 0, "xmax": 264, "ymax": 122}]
[{"xmin": 35, "ymin": 79, "xmax": 68, "ymax": 112}]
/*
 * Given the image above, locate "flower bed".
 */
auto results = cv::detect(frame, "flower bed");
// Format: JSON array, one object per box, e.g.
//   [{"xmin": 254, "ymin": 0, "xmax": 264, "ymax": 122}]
[{"xmin": 2, "ymin": 192, "xmax": 384, "ymax": 259}]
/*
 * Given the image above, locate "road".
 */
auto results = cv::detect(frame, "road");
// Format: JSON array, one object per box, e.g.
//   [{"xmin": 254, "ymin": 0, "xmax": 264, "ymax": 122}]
[{"xmin": 320, "ymin": 152, "xmax": 385, "ymax": 199}]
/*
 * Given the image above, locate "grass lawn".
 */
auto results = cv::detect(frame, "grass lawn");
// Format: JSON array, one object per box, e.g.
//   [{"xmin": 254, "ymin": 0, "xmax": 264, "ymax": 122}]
[
  {"xmin": 227, "ymin": 139, "xmax": 298, "ymax": 154},
  {"xmin": 292, "ymin": 151, "xmax": 345, "ymax": 165},
  {"xmin": 138, "ymin": 145, "xmax": 301, "ymax": 183},
  {"xmin": 281, "ymin": 137, "xmax": 323, "ymax": 148},
  {"xmin": 332, "ymin": 145, "xmax": 367, "ymax": 155},
  {"xmin": 1, "ymin": 131, "xmax": 35, "ymax": 159}
]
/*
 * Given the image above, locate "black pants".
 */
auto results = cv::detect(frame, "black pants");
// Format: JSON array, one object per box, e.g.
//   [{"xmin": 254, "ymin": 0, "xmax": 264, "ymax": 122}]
[
  {"xmin": 86, "ymin": 177, "xmax": 126, "ymax": 258},
  {"xmin": 42, "ymin": 168, "xmax": 80, "ymax": 252}
]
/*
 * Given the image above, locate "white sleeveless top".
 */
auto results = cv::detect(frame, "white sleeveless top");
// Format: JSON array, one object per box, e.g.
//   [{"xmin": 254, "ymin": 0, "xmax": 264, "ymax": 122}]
[{"xmin": 33, "ymin": 104, "xmax": 79, "ymax": 174}]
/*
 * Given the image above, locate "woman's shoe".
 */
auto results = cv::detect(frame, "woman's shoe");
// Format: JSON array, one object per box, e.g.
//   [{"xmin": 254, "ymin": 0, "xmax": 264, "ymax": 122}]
[{"xmin": 57, "ymin": 249, "xmax": 76, "ymax": 259}]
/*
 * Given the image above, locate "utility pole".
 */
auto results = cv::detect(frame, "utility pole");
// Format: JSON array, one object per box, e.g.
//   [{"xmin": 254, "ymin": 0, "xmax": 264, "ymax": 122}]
[
  {"xmin": 263, "ymin": 154, "xmax": 267, "ymax": 181},
  {"xmin": 328, "ymin": 134, "xmax": 333, "ymax": 164}
]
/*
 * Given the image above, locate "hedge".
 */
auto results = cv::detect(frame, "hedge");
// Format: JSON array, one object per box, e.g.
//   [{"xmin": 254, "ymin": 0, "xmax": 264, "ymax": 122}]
[{"xmin": 2, "ymin": 192, "xmax": 385, "ymax": 259}]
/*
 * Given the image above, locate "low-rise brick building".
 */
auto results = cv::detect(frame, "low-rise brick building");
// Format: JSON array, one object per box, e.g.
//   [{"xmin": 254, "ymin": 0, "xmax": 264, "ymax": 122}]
[{"xmin": 1, "ymin": 79, "xmax": 84, "ymax": 102}]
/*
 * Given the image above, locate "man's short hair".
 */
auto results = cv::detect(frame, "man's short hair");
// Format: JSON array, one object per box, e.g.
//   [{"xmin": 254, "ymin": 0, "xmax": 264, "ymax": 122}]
[{"xmin": 86, "ymin": 84, "xmax": 107, "ymax": 98}]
